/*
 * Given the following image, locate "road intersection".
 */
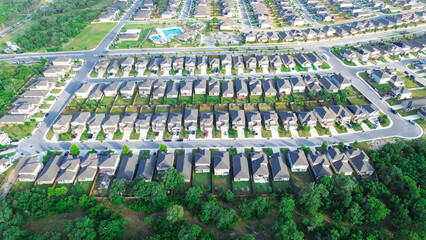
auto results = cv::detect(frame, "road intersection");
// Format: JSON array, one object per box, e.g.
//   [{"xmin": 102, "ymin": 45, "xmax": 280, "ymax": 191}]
[{"xmin": 0, "ymin": 0, "xmax": 423, "ymax": 156}]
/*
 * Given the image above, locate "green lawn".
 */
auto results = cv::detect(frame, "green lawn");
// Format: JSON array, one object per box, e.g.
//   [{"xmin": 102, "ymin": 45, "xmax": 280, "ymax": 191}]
[
  {"xmin": 358, "ymin": 72, "xmax": 393, "ymax": 92},
  {"xmin": 164, "ymin": 98, "xmax": 178, "ymax": 105},
  {"xmin": 207, "ymin": 96, "xmax": 221, "ymax": 104},
  {"xmin": 295, "ymin": 61, "xmax": 308, "ymax": 71},
  {"xmin": 414, "ymin": 119, "xmax": 426, "ymax": 132},
  {"xmin": 397, "ymin": 109, "xmax": 418, "ymax": 117},
  {"xmin": 62, "ymin": 23, "xmax": 117, "ymax": 51},
  {"xmin": 351, "ymin": 122, "xmax": 363, "ymax": 131},
  {"xmin": 290, "ymin": 171, "xmax": 313, "ymax": 189},
  {"xmin": 193, "ymin": 172, "xmax": 212, "ymax": 193},
  {"xmin": 221, "ymin": 97, "xmax": 235, "ymax": 103},
  {"xmin": 46, "ymin": 128, "xmax": 55, "ymax": 140},
  {"xmin": 334, "ymin": 123, "xmax": 348, "ymax": 133},
  {"xmin": 193, "ymin": 94, "xmax": 206, "ymax": 104},
  {"xmin": 261, "ymin": 129, "xmax": 272, "ymax": 138},
  {"xmin": 271, "ymin": 180, "xmax": 293, "ymax": 194},
  {"xmin": 232, "ymin": 181, "xmax": 252, "ymax": 195},
  {"xmin": 212, "ymin": 174, "xmax": 231, "ymax": 193},
  {"xmin": 315, "ymin": 124, "xmax": 331, "ymax": 136},
  {"xmin": 349, "ymin": 97, "xmax": 369, "ymax": 105},
  {"xmin": 249, "ymin": 95, "xmax": 263, "ymax": 103},
  {"xmin": 1, "ymin": 121, "xmax": 38, "ymax": 140},
  {"xmin": 110, "ymin": 107, "xmax": 125, "ymax": 115},
  {"xmin": 134, "ymin": 95, "xmax": 149, "ymax": 105},
  {"xmin": 253, "ymin": 182, "xmax": 273, "ymax": 194},
  {"xmin": 411, "ymin": 88, "xmax": 426, "ymax": 99},
  {"xmin": 228, "ymin": 128, "xmax": 238, "ymax": 138},
  {"xmin": 129, "ymin": 131, "xmax": 140, "ymax": 140},
  {"xmin": 402, "ymin": 76, "xmax": 422, "ymax": 88},
  {"xmin": 179, "ymin": 96, "xmax": 192, "ymax": 104},
  {"xmin": 100, "ymin": 96, "xmax": 114, "ymax": 106},
  {"xmin": 96, "ymin": 106, "xmax": 110, "ymax": 114},
  {"xmin": 12, "ymin": 180, "xmax": 34, "ymax": 192},
  {"xmin": 114, "ymin": 95, "xmax": 133, "ymax": 105}
]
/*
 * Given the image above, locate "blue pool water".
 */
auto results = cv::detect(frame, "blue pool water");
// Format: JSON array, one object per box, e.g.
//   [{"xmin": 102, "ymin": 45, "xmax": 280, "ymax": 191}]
[
  {"xmin": 151, "ymin": 35, "xmax": 161, "ymax": 40},
  {"xmin": 162, "ymin": 28, "xmax": 183, "ymax": 37}
]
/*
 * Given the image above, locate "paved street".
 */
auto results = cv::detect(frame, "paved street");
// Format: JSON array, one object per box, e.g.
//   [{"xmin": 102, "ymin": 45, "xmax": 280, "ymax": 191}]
[{"xmin": 0, "ymin": 2, "xmax": 423, "ymax": 156}]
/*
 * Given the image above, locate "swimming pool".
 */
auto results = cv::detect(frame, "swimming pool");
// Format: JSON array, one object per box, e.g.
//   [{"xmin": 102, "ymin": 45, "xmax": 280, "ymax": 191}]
[
  {"xmin": 162, "ymin": 28, "xmax": 183, "ymax": 37},
  {"xmin": 151, "ymin": 35, "xmax": 161, "ymax": 40}
]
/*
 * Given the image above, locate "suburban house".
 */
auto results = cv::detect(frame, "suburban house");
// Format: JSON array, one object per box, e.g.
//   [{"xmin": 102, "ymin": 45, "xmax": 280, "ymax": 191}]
[
  {"xmin": 208, "ymin": 80, "xmax": 221, "ymax": 96},
  {"xmin": 77, "ymin": 153, "xmax": 98, "ymax": 182},
  {"xmin": 176, "ymin": 154, "xmax": 192, "ymax": 182},
  {"xmin": 216, "ymin": 111, "xmax": 229, "ymax": 132},
  {"xmin": 329, "ymin": 73, "xmax": 351, "ymax": 89},
  {"xmin": 329, "ymin": 105, "xmax": 352, "ymax": 124},
  {"xmin": 251, "ymin": 151, "xmax": 269, "ymax": 183},
  {"xmin": 231, "ymin": 110, "xmax": 246, "ymax": 130},
  {"xmin": 246, "ymin": 111, "xmax": 262, "ymax": 134},
  {"xmin": 270, "ymin": 152, "xmax": 290, "ymax": 181},
  {"xmin": 194, "ymin": 149, "xmax": 211, "ymax": 173},
  {"xmin": 87, "ymin": 84, "xmax": 104, "ymax": 101},
  {"xmin": 249, "ymin": 79, "xmax": 263, "ymax": 96},
  {"xmin": 151, "ymin": 81, "xmax": 167, "ymax": 99},
  {"xmin": 277, "ymin": 78, "xmax": 292, "ymax": 96},
  {"xmin": 345, "ymin": 148, "xmax": 375, "ymax": 176},
  {"xmin": 270, "ymin": 55, "xmax": 282, "ymax": 70},
  {"xmin": 71, "ymin": 112, "xmax": 91, "ymax": 134},
  {"xmin": 346, "ymin": 105, "xmax": 368, "ymax": 123},
  {"xmin": 361, "ymin": 104, "xmax": 380, "ymax": 122},
  {"xmin": 307, "ymin": 151, "xmax": 333, "ymax": 179},
  {"xmin": 326, "ymin": 147, "xmax": 353, "ymax": 175},
  {"xmin": 134, "ymin": 113, "xmax": 151, "ymax": 134},
  {"xmin": 184, "ymin": 109, "xmax": 198, "ymax": 132},
  {"xmin": 117, "ymin": 153, "xmax": 139, "ymax": 181},
  {"xmin": 370, "ymin": 69, "xmax": 391, "ymax": 84},
  {"xmin": 289, "ymin": 77, "xmax": 306, "ymax": 92},
  {"xmin": 120, "ymin": 81, "xmax": 136, "ymax": 99},
  {"xmin": 75, "ymin": 83, "xmax": 93, "ymax": 98},
  {"xmin": 194, "ymin": 79, "xmax": 207, "ymax": 94},
  {"xmin": 56, "ymin": 155, "xmax": 81, "ymax": 184},
  {"xmin": 294, "ymin": 54, "xmax": 311, "ymax": 68},
  {"xmin": 166, "ymin": 82, "xmax": 180, "ymax": 98},
  {"xmin": 213, "ymin": 151, "xmax": 230, "ymax": 176},
  {"xmin": 313, "ymin": 106, "xmax": 335, "ymax": 128},
  {"xmin": 233, "ymin": 56, "xmax": 245, "ymax": 73},
  {"xmin": 87, "ymin": 113, "xmax": 105, "ymax": 134},
  {"xmin": 167, "ymin": 113, "xmax": 183, "ymax": 134},
  {"xmin": 98, "ymin": 153, "xmax": 120, "ymax": 176},
  {"xmin": 103, "ymin": 82, "xmax": 120, "ymax": 97},
  {"xmin": 401, "ymin": 98, "xmax": 426, "ymax": 111},
  {"xmin": 281, "ymin": 55, "xmax": 295, "ymax": 69},
  {"xmin": 263, "ymin": 111, "xmax": 279, "ymax": 131},
  {"xmin": 152, "ymin": 112, "xmax": 168, "ymax": 132},
  {"xmin": 263, "ymin": 79, "xmax": 277, "ymax": 97},
  {"xmin": 156, "ymin": 152, "xmax": 174, "ymax": 173},
  {"xmin": 138, "ymin": 79, "xmax": 152, "ymax": 97},
  {"xmin": 222, "ymin": 81, "xmax": 234, "ymax": 98},
  {"xmin": 52, "ymin": 115, "xmax": 72, "ymax": 134},
  {"xmin": 319, "ymin": 77, "xmax": 339, "ymax": 93},
  {"xmin": 119, "ymin": 113, "xmax": 138, "ymax": 133},
  {"xmin": 199, "ymin": 112, "xmax": 213, "ymax": 133},
  {"xmin": 233, "ymin": 153, "xmax": 250, "ymax": 182},
  {"xmin": 102, "ymin": 115, "xmax": 120, "ymax": 135},
  {"xmin": 236, "ymin": 79, "xmax": 249, "ymax": 99},
  {"xmin": 136, "ymin": 154, "xmax": 156, "ymax": 181},
  {"xmin": 180, "ymin": 81, "xmax": 193, "ymax": 96},
  {"xmin": 391, "ymin": 87, "xmax": 412, "ymax": 100},
  {"xmin": 18, "ymin": 156, "xmax": 43, "ymax": 182},
  {"xmin": 287, "ymin": 149, "xmax": 309, "ymax": 172},
  {"xmin": 36, "ymin": 155, "xmax": 63, "ymax": 184},
  {"xmin": 279, "ymin": 111, "xmax": 298, "ymax": 130},
  {"xmin": 297, "ymin": 111, "xmax": 317, "ymax": 127}
]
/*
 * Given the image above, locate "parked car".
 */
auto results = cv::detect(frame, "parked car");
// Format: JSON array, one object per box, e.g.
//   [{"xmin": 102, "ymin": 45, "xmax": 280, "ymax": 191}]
[
  {"xmin": 391, "ymin": 108, "xmax": 397, "ymax": 114},
  {"xmin": 408, "ymin": 120, "xmax": 415, "ymax": 125}
]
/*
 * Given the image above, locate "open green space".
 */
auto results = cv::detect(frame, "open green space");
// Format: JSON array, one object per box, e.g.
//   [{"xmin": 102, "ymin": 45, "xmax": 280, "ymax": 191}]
[
  {"xmin": 212, "ymin": 175, "xmax": 231, "ymax": 193},
  {"xmin": 62, "ymin": 23, "xmax": 117, "ymax": 51},
  {"xmin": 193, "ymin": 172, "xmax": 212, "ymax": 193},
  {"xmin": 1, "ymin": 121, "xmax": 38, "ymax": 140},
  {"xmin": 232, "ymin": 180, "xmax": 252, "ymax": 195}
]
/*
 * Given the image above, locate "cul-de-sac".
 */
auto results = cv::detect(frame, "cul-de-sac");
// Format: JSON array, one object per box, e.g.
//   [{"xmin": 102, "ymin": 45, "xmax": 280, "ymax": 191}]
[{"xmin": 0, "ymin": 0, "xmax": 424, "ymax": 239}]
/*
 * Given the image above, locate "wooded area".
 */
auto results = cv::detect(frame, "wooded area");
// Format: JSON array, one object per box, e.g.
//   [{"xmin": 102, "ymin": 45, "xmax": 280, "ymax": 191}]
[
  {"xmin": 15, "ymin": 0, "xmax": 114, "ymax": 51},
  {"xmin": 0, "ymin": 138, "xmax": 424, "ymax": 239},
  {"xmin": 0, "ymin": 59, "xmax": 47, "ymax": 114},
  {"xmin": 0, "ymin": 0, "xmax": 40, "ymax": 30}
]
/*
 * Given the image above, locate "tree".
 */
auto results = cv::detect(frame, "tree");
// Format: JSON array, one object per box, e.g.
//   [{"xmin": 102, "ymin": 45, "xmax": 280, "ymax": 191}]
[
  {"xmin": 166, "ymin": 205, "xmax": 184, "ymax": 224},
  {"xmin": 177, "ymin": 225, "xmax": 202, "ymax": 240},
  {"xmin": 321, "ymin": 141, "xmax": 329, "ymax": 152},
  {"xmin": 278, "ymin": 195, "xmax": 295, "ymax": 216},
  {"xmin": 364, "ymin": 196, "xmax": 390, "ymax": 224},
  {"xmin": 239, "ymin": 196, "xmax": 270, "ymax": 219},
  {"xmin": 345, "ymin": 202, "xmax": 364, "ymax": 225},
  {"xmin": 220, "ymin": 189, "xmax": 234, "ymax": 202},
  {"xmin": 297, "ymin": 183, "xmax": 329, "ymax": 213},
  {"xmin": 200, "ymin": 201, "xmax": 220, "ymax": 224},
  {"xmin": 159, "ymin": 144, "xmax": 168, "ymax": 153},
  {"xmin": 338, "ymin": 141, "xmax": 345, "ymax": 150},
  {"xmin": 64, "ymin": 217, "xmax": 96, "ymax": 240},
  {"xmin": 98, "ymin": 219, "xmax": 128, "ymax": 240},
  {"xmin": 271, "ymin": 217, "xmax": 304, "ymax": 240},
  {"xmin": 303, "ymin": 213, "xmax": 323, "ymax": 232},
  {"xmin": 69, "ymin": 144, "xmax": 80, "ymax": 156},
  {"xmin": 161, "ymin": 167, "xmax": 185, "ymax": 191},
  {"xmin": 215, "ymin": 208, "xmax": 240, "ymax": 232},
  {"xmin": 121, "ymin": 145, "xmax": 132, "ymax": 155},
  {"xmin": 184, "ymin": 186, "xmax": 203, "ymax": 210},
  {"xmin": 109, "ymin": 179, "xmax": 127, "ymax": 206}
]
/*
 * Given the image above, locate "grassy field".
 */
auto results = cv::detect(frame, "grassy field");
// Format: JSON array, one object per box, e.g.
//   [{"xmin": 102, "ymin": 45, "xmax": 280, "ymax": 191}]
[
  {"xmin": 349, "ymin": 97, "xmax": 369, "ymax": 105},
  {"xmin": 62, "ymin": 23, "xmax": 117, "ymax": 51},
  {"xmin": 1, "ymin": 121, "xmax": 38, "ymax": 140},
  {"xmin": 411, "ymin": 88, "xmax": 426, "ymax": 99},
  {"xmin": 232, "ymin": 180, "xmax": 252, "ymax": 195}
]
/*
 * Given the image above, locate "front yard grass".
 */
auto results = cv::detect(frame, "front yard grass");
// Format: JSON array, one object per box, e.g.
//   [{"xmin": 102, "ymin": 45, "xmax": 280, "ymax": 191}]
[
  {"xmin": 411, "ymin": 88, "xmax": 426, "ymax": 99},
  {"xmin": 314, "ymin": 124, "xmax": 331, "ymax": 136},
  {"xmin": 113, "ymin": 130, "xmax": 124, "ymax": 140},
  {"xmin": 334, "ymin": 123, "xmax": 348, "ymax": 133},
  {"xmin": 129, "ymin": 131, "xmax": 140, "ymax": 140},
  {"xmin": 278, "ymin": 126, "xmax": 292, "ymax": 137},
  {"xmin": 397, "ymin": 109, "xmax": 418, "ymax": 117}
]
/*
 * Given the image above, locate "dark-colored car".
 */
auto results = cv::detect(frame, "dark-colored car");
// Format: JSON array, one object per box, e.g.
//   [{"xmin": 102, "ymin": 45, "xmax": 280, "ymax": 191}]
[
  {"xmin": 177, "ymin": 139, "xmax": 183, "ymax": 142},
  {"xmin": 391, "ymin": 108, "xmax": 397, "ymax": 114}
]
